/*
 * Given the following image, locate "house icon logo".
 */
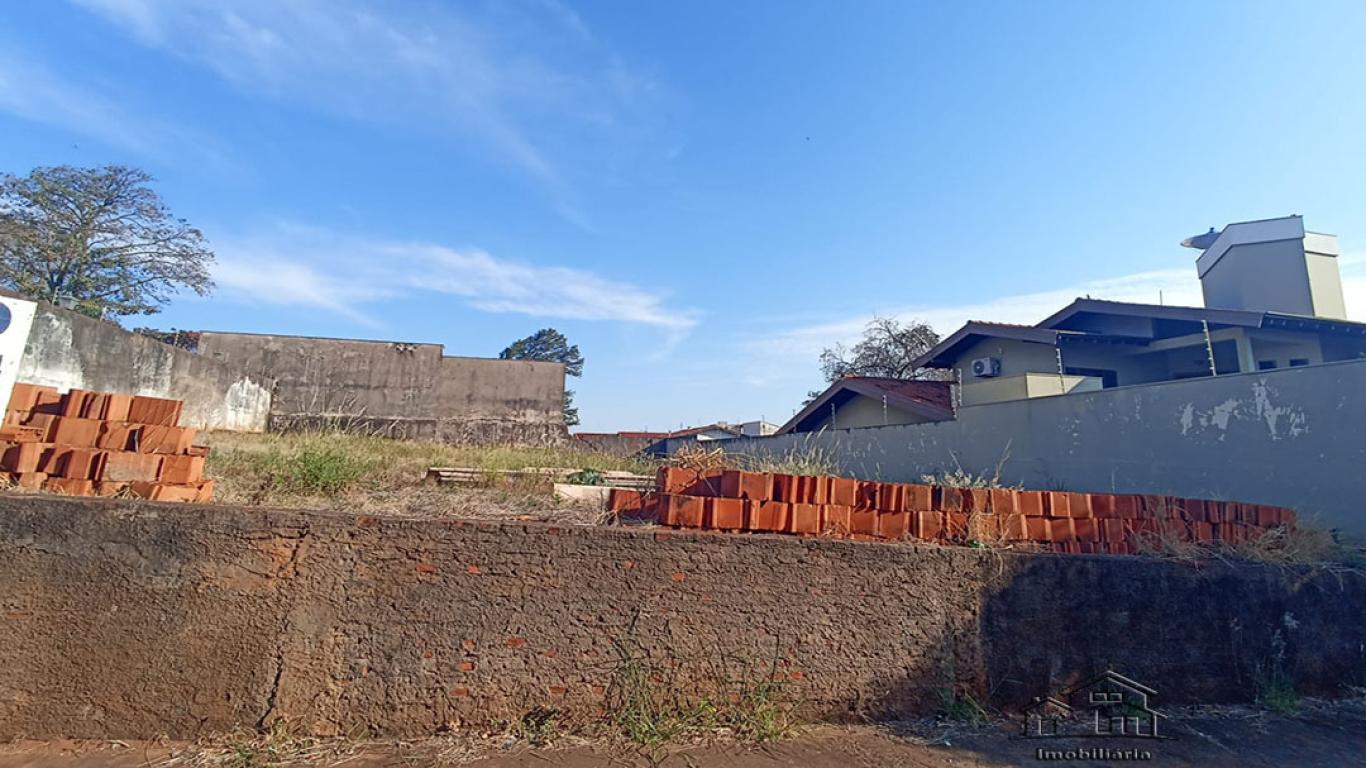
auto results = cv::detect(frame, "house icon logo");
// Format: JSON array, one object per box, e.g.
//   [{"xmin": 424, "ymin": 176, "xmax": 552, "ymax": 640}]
[{"xmin": 1024, "ymin": 670, "xmax": 1168, "ymax": 739}]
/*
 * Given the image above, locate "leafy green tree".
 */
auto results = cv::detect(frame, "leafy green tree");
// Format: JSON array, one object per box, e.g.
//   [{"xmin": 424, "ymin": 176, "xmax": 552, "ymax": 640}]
[
  {"xmin": 500, "ymin": 328, "xmax": 584, "ymax": 427},
  {"xmin": 0, "ymin": 165, "xmax": 214, "ymax": 318}
]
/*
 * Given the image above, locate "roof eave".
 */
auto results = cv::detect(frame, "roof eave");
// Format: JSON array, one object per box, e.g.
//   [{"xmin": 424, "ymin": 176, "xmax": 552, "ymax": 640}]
[
  {"xmin": 911, "ymin": 322, "xmax": 1061, "ymax": 369},
  {"xmin": 843, "ymin": 379, "xmax": 954, "ymax": 421}
]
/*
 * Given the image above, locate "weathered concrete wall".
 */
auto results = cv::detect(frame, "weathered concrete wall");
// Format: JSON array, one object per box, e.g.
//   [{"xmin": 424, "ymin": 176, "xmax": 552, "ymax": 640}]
[
  {"xmin": 198, "ymin": 332, "xmax": 445, "ymax": 433},
  {"xmin": 725, "ymin": 360, "xmax": 1366, "ymax": 538},
  {"xmin": 197, "ymin": 332, "xmax": 565, "ymax": 444},
  {"xmin": 434, "ymin": 356, "xmax": 566, "ymax": 444},
  {"xmin": 0, "ymin": 295, "xmax": 38, "ymax": 416},
  {"xmin": 16, "ymin": 304, "xmax": 271, "ymax": 431},
  {"xmin": 1, "ymin": 494, "xmax": 1361, "ymax": 739}
]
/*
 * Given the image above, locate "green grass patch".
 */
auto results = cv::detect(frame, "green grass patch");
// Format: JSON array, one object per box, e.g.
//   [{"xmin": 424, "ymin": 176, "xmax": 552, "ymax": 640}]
[
  {"xmin": 937, "ymin": 689, "xmax": 989, "ymax": 724},
  {"xmin": 1255, "ymin": 656, "xmax": 1300, "ymax": 715},
  {"xmin": 514, "ymin": 707, "xmax": 562, "ymax": 747}
]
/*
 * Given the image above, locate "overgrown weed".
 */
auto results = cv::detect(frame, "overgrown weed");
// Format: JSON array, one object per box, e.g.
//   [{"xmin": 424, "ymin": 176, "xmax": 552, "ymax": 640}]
[
  {"xmin": 921, "ymin": 444, "xmax": 1016, "ymax": 489},
  {"xmin": 1254, "ymin": 627, "xmax": 1299, "ymax": 715},
  {"xmin": 514, "ymin": 707, "xmax": 562, "ymax": 747},
  {"xmin": 936, "ymin": 689, "xmax": 989, "ymax": 725},
  {"xmin": 733, "ymin": 435, "xmax": 838, "ymax": 477},
  {"xmin": 605, "ymin": 631, "xmax": 795, "ymax": 763}
]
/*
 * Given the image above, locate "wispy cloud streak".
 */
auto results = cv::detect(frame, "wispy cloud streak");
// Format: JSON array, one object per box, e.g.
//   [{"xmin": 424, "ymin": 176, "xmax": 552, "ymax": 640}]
[
  {"xmin": 70, "ymin": 0, "xmax": 666, "ymax": 216},
  {"xmin": 0, "ymin": 46, "xmax": 225, "ymax": 164},
  {"xmin": 208, "ymin": 224, "xmax": 698, "ymax": 331},
  {"xmin": 742, "ymin": 260, "xmax": 1366, "ymax": 386}
]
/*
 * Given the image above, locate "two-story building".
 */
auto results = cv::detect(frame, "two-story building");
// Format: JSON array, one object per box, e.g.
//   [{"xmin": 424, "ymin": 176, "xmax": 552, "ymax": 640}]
[{"xmin": 914, "ymin": 215, "xmax": 1366, "ymax": 408}]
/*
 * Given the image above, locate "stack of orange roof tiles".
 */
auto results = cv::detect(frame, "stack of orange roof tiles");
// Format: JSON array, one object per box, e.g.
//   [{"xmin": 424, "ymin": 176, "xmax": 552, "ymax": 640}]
[
  {"xmin": 1, "ymin": 383, "xmax": 213, "ymax": 502},
  {"xmin": 607, "ymin": 467, "xmax": 1295, "ymax": 555}
]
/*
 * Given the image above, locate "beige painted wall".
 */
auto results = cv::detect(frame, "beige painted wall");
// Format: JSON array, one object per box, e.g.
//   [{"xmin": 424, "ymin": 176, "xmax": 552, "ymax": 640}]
[
  {"xmin": 960, "ymin": 373, "xmax": 1101, "ymax": 407},
  {"xmin": 1247, "ymin": 330, "xmax": 1324, "ymax": 369},
  {"xmin": 951, "ymin": 338, "xmax": 1059, "ymax": 384},
  {"xmin": 951, "ymin": 337, "xmax": 1166, "ymax": 390},
  {"xmin": 1201, "ymin": 240, "xmax": 1319, "ymax": 316},
  {"xmin": 946, "ymin": 326, "xmax": 1345, "ymax": 403},
  {"xmin": 807, "ymin": 395, "xmax": 933, "ymax": 431}
]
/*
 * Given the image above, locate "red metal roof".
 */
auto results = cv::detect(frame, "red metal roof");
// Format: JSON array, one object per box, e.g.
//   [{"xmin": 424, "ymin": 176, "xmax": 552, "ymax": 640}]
[
  {"xmin": 840, "ymin": 376, "xmax": 955, "ymax": 413},
  {"xmin": 777, "ymin": 376, "xmax": 955, "ymax": 434}
]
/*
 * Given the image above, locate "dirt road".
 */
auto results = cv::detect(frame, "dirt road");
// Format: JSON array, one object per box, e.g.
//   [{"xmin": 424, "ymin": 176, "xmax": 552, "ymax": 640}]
[{"xmin": 3, "ymin": 700, "xmax": 1363, "ymax": 767}]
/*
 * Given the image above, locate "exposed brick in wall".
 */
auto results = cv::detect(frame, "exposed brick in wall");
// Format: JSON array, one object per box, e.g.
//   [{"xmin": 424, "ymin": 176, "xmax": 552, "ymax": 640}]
[{"xmin": 0, "ymin": 494, "xmax": 1361, "ymax": 740}]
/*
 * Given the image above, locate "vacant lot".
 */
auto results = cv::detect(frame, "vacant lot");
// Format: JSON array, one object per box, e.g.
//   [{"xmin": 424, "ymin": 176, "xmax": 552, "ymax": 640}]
[{"xmin": 199, "ymin": 431, "xmax": 656, "ymax": 523}]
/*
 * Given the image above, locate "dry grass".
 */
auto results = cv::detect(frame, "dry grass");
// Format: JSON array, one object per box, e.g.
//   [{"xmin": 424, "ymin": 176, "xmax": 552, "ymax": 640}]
[
  {"xmin": 147, "ymin": 721, "xmax": 359, "ymax": 767},
  {"xmin": 730, "ymin": 439, "xmax": 839, "ymax": 477},
  {"xmin": 1219, "ymin": 524, "xmax": 1362, "ymax": 566},
  {"xmin": 1134, "ymin": 519, "xmax": 1363, "ymax": 568},
  {"xmin": 201, "ymin": 430, "xmax": 656, "ymax": 522},
  {"xmin": 921, "ymin": 444, "xmax": 1017, "ymax": 490},
  {"xmin": 1132, "ymin": 524, "xmax": 1209, "ymax": 563}
]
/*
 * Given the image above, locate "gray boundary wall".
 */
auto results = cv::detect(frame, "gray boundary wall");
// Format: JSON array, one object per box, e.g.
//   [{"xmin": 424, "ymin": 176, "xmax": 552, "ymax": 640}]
[
  {"xmin": 16, "ymin": 303, "xmax": 271, "ymax": 432},
  {"xmin": 197, "ymin": 331, "xmax": 566, "ymax": 445},
  {"xmin": 725, "ymin": 360, "xmax": 1366, "ymax": 537}
]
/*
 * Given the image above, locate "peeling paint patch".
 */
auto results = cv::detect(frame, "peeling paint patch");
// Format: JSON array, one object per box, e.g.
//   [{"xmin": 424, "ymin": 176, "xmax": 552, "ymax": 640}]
[
  {"xmin": 1250, "ymin": 380, "xmax": 1308, "ymax": 439},
  {"xmin": 17, "ymin": 312, "xmax": 86, "ymax": 391},
  {"xmin": 222, "ymin": 378, "xmax": 273, "ymax": 432},
  {"xmin": 1177, "ymin": 383, "xmax": 1310, "ymax": 441},
  {"xmin": 1210, "ymin": 399, "xmax": 1239, "ymax": 430},
  {"xmin": 16, "ymin": 305, "xmax": 272, "ymax": 433}
]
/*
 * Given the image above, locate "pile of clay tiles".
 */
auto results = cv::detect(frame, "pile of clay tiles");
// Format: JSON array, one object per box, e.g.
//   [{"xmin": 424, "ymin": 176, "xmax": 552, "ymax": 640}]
[
  {"xmin": 607, "ymin": 467, "xmax": 1296, "ymax": 555},
  {"xmin": 1, "ymin": 383, "xmax": 213, "ymax": 502}
]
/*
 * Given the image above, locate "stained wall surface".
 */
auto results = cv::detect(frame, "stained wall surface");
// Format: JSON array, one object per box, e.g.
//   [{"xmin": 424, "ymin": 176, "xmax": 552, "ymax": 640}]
[
  {"xmin": 1, "ymin": 495, "xmax": 1360, "ymax": 739},
  {"xmin": 197, "ymin": 332, "xmax": 565, "ymax": 444},
  {"xmin": 16, "ymin": 303, "xmax": 270, "ymax": 431}
]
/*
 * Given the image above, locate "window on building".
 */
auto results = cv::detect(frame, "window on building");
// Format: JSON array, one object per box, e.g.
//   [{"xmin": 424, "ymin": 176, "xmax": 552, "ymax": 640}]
[
  {"xmin": 1289, "ymin": 358, "xmax": 1310, "ymax": 367},
  {"xmin": 1258, "ymin": 360, "xmax": 1277, "ymax": 371}
]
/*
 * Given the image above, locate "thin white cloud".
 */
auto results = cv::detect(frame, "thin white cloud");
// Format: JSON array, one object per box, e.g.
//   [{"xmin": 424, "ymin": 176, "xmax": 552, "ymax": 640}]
[
  {"xmin": 69, "ymin": 0, "xmax": 667, "ymax": 211},
  {"xmin": 1338, "ymin": 251, "xmax": 1366, "ymax": 318},
  {"xmin": 0, "ymin": 46, "xmax": 224, "ymax": 164},
  {"xmin": 745, "ymin": 259, "xmax": 1366, "ymax": 386},
  {"xmin": 207, "ymin": 225, "xmax": 698, "ymax": 331},
  {"xmin": 209, "ymin": 257, "xmax": 390, "ymax": 327},
  {"xmin": 759, "ymin": 268, "xmax": 1204, "ymax": 363}
]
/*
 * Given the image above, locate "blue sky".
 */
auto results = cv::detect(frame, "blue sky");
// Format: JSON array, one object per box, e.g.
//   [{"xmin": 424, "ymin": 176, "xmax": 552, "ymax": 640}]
[{"xmin": 4, "ymin": 1, "xmax": 1366, "ymax": 432}]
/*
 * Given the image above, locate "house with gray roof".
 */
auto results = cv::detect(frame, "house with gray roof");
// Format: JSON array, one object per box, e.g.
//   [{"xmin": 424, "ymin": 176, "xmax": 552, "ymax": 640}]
[{"xmin": 912, "ymin": 215, "xmax": 1366, "ymax": 408}]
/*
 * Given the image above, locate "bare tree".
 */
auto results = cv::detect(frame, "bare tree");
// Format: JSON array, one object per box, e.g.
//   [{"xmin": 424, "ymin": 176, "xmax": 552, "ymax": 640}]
[
  {"xmin": 818, "ymin": 315, "xmax": 944, "ymax": 383},
  {"xmin": 0, "ymin": 165, "xmax": 214, "ymax": 318}
]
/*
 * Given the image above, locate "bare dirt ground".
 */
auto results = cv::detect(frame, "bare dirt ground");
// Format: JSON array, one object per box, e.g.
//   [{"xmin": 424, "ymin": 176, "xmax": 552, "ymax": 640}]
[{"xmin": 4, "ymin": 699, "xmax": 1365, "ymax": 768}]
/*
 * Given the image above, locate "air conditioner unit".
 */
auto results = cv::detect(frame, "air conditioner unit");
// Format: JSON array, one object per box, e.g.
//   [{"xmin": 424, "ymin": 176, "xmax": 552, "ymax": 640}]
[{"xmin": 970, "ymin": 357, "xmax": 1001, "ymax": 378}]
